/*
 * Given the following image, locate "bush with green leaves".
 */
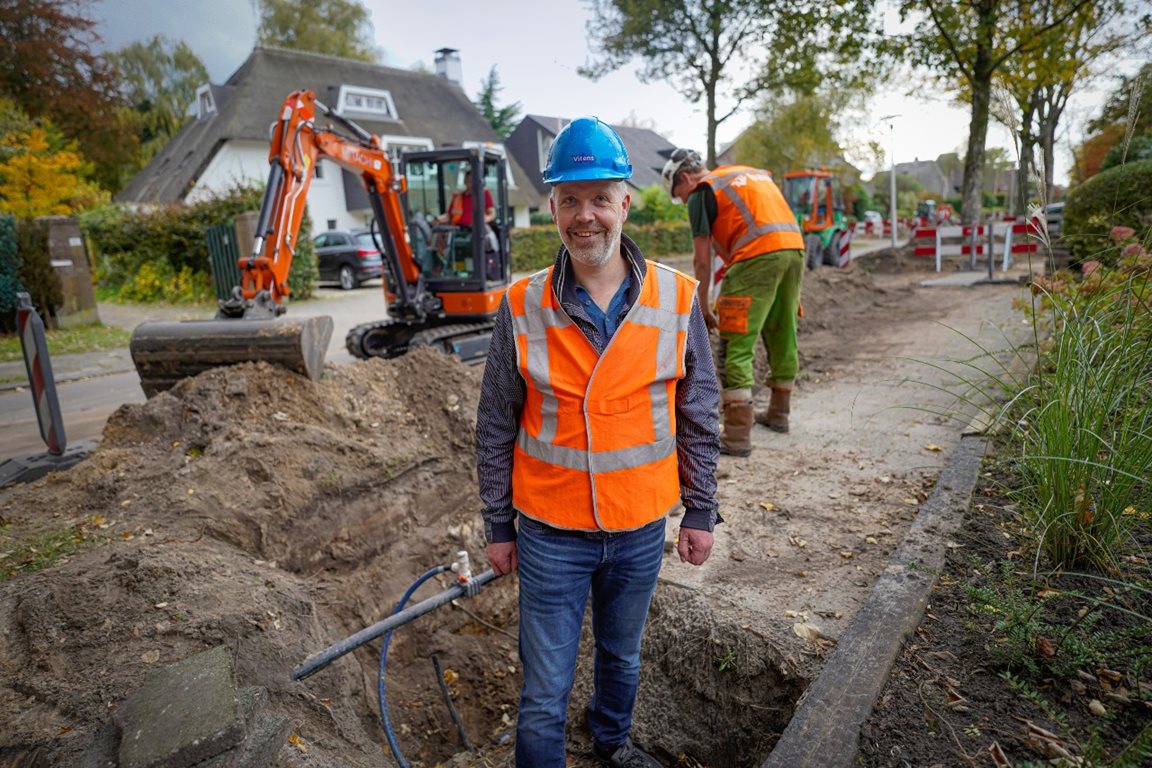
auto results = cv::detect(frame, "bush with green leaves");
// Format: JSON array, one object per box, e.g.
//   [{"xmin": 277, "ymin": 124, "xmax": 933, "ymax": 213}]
[
  {"xmin": 627, "ymin": 184, "xmax": 688, "ymax": 225},
  {"xmin": 0, "ymin": 214, "xmax": 23, "ymax": 330},
  {"xmin": 510, "ymin": 221, "xmax": 693, "ymax": 272},
  {"xmin": 1101, "ymin": 134, "xmax": 1152, "ymax": 172},
  {"xmin": 82, "ymin": 182, "xmax": 317, "ymax": 303},
  {"xmin": 1063, "ymin": 159, "xmax": 1152, "ymax": 265},
  {"xmin": 14, "ymin": 218, "xmax": 63, "ymax": 324}
]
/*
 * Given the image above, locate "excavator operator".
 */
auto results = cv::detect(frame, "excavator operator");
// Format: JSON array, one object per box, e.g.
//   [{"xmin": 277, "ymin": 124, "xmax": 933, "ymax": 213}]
[{"xmin": 432, "ymin": 169, "xmax": 497, "ymax": 273}]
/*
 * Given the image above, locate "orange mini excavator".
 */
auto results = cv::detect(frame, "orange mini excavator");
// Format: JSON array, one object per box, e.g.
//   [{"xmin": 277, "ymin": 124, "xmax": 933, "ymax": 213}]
[{"xmin": 130, "ymin": 89, "xmax": 512, "ymax": 396}]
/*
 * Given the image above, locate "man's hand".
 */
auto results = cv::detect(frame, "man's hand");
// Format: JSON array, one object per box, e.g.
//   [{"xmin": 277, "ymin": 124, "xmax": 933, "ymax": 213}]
[
  {"xmin": 677, "ymin": 528, "xmax": 714, "ymax": 566},
  {"xmin": 487, "ymin": 541, "xmax": 519, "ymax": 575},
  {"xmin": 701, "ymin": 306, "xmax": 718, "ymax": 331}
]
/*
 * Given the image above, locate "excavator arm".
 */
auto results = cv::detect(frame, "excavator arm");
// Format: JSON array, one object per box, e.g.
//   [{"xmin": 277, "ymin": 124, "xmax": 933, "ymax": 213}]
[{"xmin": 222, "ymin": 90, "xmax": 422, "ymax": 317}]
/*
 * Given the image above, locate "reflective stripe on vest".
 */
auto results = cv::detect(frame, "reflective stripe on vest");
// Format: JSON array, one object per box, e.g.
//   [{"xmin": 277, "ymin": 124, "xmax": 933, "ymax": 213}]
[
  {"xmin": 508, "ymin": 259, "xmax": 695, "ymax": 531},
  {"xmin": 448, "ymin": 193, "xmax": 465, "ymax": 225},
  {"xmin": 703, "ymin": 166, "xmax": 804, "ymax": 265}
]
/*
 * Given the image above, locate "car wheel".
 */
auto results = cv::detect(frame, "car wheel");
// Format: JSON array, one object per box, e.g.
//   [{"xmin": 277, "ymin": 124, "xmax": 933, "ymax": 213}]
[
  {"xmin": 805, "ymin": 235, "xmax": 823, "ymax": 270},
  {"xmin": 338, "ymin": 264, "xmax": 357, "ymax": 290}
]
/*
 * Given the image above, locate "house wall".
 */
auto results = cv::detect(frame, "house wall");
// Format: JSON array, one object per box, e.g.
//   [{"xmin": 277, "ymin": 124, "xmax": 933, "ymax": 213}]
[{"xmin": 186, "ymin": 142, "xmax": 366, "ymax": 236}]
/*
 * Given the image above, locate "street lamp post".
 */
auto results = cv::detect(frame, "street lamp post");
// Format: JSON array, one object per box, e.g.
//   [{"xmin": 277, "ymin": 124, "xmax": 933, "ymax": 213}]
[{"xmin": 879, "ymin": 114, "xmax": 901, "ymax": 250}]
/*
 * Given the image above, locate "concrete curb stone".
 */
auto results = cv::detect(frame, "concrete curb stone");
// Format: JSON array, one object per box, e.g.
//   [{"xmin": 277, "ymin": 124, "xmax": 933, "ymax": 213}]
[{"xmin": 762, "ymin": 434, "xmax": 988, "ymax": 768}]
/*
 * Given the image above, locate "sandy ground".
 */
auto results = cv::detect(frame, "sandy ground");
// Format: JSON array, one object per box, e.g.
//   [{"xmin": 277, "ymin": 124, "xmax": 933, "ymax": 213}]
[{"xmin": 0, "ymin": 250, "xmax": 1038, "ymax": 767}]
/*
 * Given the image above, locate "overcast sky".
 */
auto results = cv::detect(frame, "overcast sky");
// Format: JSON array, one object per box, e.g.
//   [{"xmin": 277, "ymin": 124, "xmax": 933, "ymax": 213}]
[{"xmin": 92, "ymin": 0, "xmax": 1141, "ymax": 186}]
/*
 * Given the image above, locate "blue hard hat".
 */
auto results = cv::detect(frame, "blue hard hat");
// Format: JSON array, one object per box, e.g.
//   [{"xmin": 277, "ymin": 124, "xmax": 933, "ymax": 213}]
[{"xmin": 542, "ymin": 117, "xmax": 632, "ymax": 184}]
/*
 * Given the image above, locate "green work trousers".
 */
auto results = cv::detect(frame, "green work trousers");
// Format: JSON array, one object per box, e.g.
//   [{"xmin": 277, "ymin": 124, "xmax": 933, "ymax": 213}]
[{"xmin": 715, "ymin": 249, "xmax": 804, "ymax": 392}]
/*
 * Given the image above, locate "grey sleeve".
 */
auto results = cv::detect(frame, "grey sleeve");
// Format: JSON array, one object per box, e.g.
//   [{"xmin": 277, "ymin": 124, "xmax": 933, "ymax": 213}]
[{"xmin": 474, "ymin": 298, "xmax": 525, "ymax": 543}]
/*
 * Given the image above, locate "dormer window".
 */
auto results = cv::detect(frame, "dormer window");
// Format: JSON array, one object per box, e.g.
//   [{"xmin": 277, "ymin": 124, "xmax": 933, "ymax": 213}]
[
  {"xmin": 195, "ymin": 84, "xmax": 216, "ymax": 120},
  {"xmin": 336, "ymin": 85, "xmax": 398, "ymax": 121}
]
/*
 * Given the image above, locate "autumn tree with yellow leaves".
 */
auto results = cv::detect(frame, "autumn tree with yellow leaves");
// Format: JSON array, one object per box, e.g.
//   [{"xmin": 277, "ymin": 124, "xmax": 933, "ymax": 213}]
[{"xmin": 0, "ymin": 99, "xmax": 105, "ymax": 217}]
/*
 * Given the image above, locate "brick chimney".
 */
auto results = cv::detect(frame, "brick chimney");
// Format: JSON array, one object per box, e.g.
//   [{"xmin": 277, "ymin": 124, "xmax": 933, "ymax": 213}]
[{"xmin": 435, "ymin": 48, "xmax": 462, "ymax": 87}]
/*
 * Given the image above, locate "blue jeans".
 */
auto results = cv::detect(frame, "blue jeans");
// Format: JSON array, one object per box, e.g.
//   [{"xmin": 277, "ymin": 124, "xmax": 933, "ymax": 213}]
[{"xmin": 515, "ymin": 516, "xmax": 666, "ymax": 768}]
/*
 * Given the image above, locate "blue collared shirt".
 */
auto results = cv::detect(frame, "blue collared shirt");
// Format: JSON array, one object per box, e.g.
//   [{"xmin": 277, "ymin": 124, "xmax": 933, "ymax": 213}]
[
  {"xmin": 574, "ymin": 275, "xmax": 631, "ymax": 342},
  {"xmin": 475, "ymin": 234, "xmax": 721, "ymax": 543}
]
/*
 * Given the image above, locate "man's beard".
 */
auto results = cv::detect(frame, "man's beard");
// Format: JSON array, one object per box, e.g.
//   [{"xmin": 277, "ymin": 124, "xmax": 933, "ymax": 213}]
[{"xmin": 562, "ymin": 217, "xmax": 623, "ymax": 268}]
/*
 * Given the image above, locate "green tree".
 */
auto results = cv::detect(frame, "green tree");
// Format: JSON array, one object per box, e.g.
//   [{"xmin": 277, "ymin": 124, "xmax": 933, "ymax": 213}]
[
  {"xmin": 1081, "ymin": 62, "xmax": 1152, "ymax": 178},
  {"xmin": 0, "ymin": 0, "xmax": 136, "ymax": 190},
  {"xmin": 108, "ymin": 36, "xmax": 209, "ymax": 165},
  {"xmin": 732, "ymin": 91, "xmax": 848, "ymax": 176},
  {"xmin": 895, "ymin": 0, "xmax": 1093, "ymax": 224},
  {"xmin": 993, "ymin": 1, "xmax": 1147, "ymax": 210},
  {"xmin": 474, "ymin": 66, "xmax": 521, "ymax": 139},
  {"xmin": 256, "ymin": 0, "xmax": 377, "ymax": 62},
  {"xmin": 871, "ymin": 172, "xmax": 923, "ymax": 216},
  {"xmin": 582, "ymin": 0, "xmax": 879, "ymax": 167}
]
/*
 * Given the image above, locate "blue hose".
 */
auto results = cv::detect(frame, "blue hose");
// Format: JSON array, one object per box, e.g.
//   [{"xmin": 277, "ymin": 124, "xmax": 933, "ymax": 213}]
[{"xmin": 379, "ymin": 565, "xmax": 449, "ymax": 768}]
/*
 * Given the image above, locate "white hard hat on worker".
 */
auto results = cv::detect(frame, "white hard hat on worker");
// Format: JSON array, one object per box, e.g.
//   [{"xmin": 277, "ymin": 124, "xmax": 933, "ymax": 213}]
[{"xmin": 660, "ymin": 148, "xmax": 704, "ymax": 204}]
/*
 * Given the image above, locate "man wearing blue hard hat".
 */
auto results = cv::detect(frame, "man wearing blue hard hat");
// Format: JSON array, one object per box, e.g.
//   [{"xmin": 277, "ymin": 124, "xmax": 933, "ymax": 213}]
[{"xmin": 475, "ymin": 117, "xmax": 721, "ymax": 767}]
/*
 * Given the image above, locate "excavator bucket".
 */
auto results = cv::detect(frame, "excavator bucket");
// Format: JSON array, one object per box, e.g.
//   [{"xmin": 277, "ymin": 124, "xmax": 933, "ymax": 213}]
[{"xmin": 129, "ymin": 316, "xmax": 334, "ymax": 397}]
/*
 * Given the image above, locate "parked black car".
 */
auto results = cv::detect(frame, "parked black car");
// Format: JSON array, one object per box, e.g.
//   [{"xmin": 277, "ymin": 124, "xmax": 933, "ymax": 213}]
[{"xmin": 312, "ymin": 229, "xmax": 384, "ymax": 290}]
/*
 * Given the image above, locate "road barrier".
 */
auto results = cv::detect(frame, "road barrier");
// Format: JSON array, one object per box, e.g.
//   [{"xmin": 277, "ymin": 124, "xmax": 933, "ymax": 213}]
[
  {"xmin": 912, "ymin": 217, "xmax": 1043, "ymax": 272},
  {"xmin": 17, "ymin": 292, "xmax": 66, "ymax": 455}
]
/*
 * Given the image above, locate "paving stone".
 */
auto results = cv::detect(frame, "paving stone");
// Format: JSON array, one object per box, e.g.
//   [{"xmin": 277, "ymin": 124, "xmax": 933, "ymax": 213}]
[
  {"xmin": 77, "ymin": 720, "xmax": 119, "ymax": 768},
  {"xmin": 193, "ymin": 687, "xmax": 289, "ymax": 768},
  {"xmin": 113, "ymin": 645, "xmax": 242, "ymax": 768}
]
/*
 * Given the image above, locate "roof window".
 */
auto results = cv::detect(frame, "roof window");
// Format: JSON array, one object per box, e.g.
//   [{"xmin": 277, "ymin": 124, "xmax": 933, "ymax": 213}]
[
  {"xmin": 195, "ymin": 84, "xmax": 216, "ymax": 120},
  {"xmin": 336, "ymin": 85, "xmax": 399, "ymax": 121}
]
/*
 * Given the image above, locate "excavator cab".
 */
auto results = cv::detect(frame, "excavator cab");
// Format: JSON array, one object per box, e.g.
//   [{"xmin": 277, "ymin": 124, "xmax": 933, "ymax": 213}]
[
  {"xmin": 344, "ymin": 147, "xmax": 511, "ymax": 362},
  {"xmin": 401, "ymin": 150, "xmax": 510, "ymax": 289}
]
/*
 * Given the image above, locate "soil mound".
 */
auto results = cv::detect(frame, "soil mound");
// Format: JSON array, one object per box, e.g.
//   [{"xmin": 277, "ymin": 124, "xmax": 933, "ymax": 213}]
[{"xmin": 0, "ymin": 349, "xmax": 522, "ymax": 767}]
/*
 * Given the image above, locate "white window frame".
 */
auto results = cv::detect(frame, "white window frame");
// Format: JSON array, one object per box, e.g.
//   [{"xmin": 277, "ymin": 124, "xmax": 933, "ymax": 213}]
[
  {"xmin": 195, "ymin": 84, "xmax": 216, "ymax": 120},
  {"xmin": 336, "ymin": 85, "xmax": 399, "ymax": 121}
]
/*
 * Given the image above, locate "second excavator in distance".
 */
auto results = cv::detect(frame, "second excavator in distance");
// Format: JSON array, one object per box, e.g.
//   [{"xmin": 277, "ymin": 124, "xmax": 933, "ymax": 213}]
[{"xmin": 130, "ymin": 89, "xmax": 513, "ymax": 396}]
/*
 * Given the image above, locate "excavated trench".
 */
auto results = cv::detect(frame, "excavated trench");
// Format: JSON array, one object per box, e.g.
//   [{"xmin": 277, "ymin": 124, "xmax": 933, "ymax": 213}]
[{"xmin": 0, "ymin": 349, "xmax": 809, "ymax": 768}]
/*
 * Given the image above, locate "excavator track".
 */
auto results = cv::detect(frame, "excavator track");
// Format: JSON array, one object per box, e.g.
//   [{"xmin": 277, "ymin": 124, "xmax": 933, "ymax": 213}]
[
  {"xmin": 347, "ymin": 319, "xmax": 495, "ymax": 363},
  {"xmin": 408, "ymin": 322, "xmax": 495, "ymax": 364},
  {"xmin": 345, "ymin": 318, "xmax": 416, "ymax": 360}
]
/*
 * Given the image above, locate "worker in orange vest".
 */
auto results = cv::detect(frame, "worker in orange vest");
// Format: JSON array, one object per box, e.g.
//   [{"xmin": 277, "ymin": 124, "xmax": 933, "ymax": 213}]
[
  {"xmin": 662, "ymin": 149, "xmax": 806, "ymax": 453},
  {"xmin": 476, "ymin": 118, "xmax": 720, "ymax": 768}
]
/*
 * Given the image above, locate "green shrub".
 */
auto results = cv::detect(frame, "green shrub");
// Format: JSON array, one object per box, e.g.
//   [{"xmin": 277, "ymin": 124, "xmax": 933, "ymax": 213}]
[
  {"xmin": 0, "ymin": 214, "xmax": 22, "ymax": 331},
  {"xmin": 81, "ymin": 182, "xmax": 317, "ymax": 304},
  {"xmin": 509, "ymin": 220, "xmax": 694, "ymax": 273},
  {"xmin": 1063, "ymin": 159, "xmax": 1152, "ymax": 265},
  {"xmin": 14, "ymin": 218, "xmax": 63, "ymax": 325},
  {"xmin": 627, "ymin": 184, "xmax": 688, "ymax": 225},
  {"xmin": 1101, "ymin": 133, "xmax": 1152, "ymax": 171}
]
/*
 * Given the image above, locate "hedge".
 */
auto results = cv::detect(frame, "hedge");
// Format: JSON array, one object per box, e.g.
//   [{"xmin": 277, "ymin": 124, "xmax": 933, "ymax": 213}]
[
  {"xmin": 0, "ymin": 215, "xmax": 21, "ymax": 315},
  {"xmin": 510, "ymin": 221, "xmax": 693, "ymax": 272},
  {"xmin": 14, "ymin": 218, "xmax": 63, "ymax": 326},
  {"xmin": 1064, "ymin": 159, "xmax": 1152, "ymax": 265},
  {"xmin": 81, "ymin": 183, "xmax": 317, "ymax": 304}
]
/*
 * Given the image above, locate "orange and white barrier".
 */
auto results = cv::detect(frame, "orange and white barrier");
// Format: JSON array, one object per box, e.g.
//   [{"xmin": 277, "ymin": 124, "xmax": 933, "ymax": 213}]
[{"xmin": 912, "ymin": 216, "xmax": 1044, "ymax": 272}]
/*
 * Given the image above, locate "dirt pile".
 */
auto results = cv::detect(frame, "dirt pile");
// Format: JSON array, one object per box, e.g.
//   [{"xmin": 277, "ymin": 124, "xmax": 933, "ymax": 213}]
[{"xmin": 0, "ymin": 349, "xmax": 522, "ymax": 767}]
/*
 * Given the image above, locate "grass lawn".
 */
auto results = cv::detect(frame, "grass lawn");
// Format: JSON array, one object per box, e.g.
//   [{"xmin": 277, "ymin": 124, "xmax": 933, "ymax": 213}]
[{"xmin": 0, "ymin": 324, "xmax": 132, "ymax": 363}]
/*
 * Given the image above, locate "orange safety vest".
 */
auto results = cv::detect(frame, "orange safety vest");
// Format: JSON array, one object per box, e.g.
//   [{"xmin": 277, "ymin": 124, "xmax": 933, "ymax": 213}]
[
  {"xmin": 447, "ymin": 193, "xmax": 465, "ymax": 225},
  {"xmin": 702, "ymin": 165, "xmax": 804, "ymax": 266},
  {"xmin": 507, "ymin": 260, "xmax": 697, "ymax": 531}
]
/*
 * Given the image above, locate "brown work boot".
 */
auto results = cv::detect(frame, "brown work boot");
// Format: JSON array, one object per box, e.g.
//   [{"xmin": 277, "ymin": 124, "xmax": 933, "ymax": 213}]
[
  {"xmin": 756, "ymin": 387, "xmax": 792, "ymax": 433},
  {"xmin": 720, "ymin": 390, "xmax": 754, "ymax": 457}
]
